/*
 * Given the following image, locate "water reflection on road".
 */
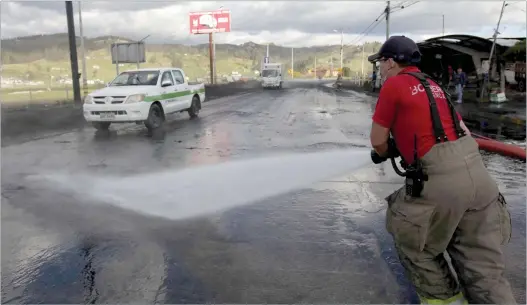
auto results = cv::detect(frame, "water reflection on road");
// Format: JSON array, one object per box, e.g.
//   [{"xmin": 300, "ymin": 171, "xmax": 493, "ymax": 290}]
[{"xmin": 2, "ymin": 84, "xmax": 525, "ymax": 303}]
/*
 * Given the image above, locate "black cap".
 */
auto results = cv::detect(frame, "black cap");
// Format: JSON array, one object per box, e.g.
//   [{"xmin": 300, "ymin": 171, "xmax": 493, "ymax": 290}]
[{"xmin": 368, "ymin": 35, "xmax": 422, "ymax": 64}]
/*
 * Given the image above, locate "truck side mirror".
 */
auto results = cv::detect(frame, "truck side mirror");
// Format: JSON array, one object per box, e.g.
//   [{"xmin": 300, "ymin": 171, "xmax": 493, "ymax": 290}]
[{"xmin": 161, "ymin": 80, "xmax": 173, "ymax": 87}]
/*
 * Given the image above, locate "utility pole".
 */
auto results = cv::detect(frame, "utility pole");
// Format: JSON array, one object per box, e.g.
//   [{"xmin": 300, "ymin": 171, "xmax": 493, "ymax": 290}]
[
  {"xmin": 291, "ymin": 47, "xmax": 294, "ymax": 79},
  {"xmin": 442, "ymin": 14, "xmax": 445, "ymax": 36},
  {"xmin": 314, "ymin": 55, "xmax": 317, "ymax": 79},
  {"xmin": 480, "ymin": 1, "xmax": 507, "ymax": 101},
  {"xmin": 330, "ymin": 57, "xmax": 334, "ymax": 77},
  {"xmin": 65, "ymin": 1, "xmax": 81, "ymax": 104},
  {"xmin": 266, "ymin": 43, "xmax": 270, "ymax": 58},
  {"xmin": 78, "ymin": 2, "xmax": 88, "ymax": 98},
  {"xmin": 385, "ymin": 1, "xmax": 390, "ymax": 40},
  {"xmin": 340, "ymin": 29, "xmax": 343, "ymax": 72},
  {"xmin": 361, "ymin": 43, "xmax": 365, "ymax": 83},
  {"xmin": 333, "ymin": 28, "xmax": 344, "ymax": 73}
]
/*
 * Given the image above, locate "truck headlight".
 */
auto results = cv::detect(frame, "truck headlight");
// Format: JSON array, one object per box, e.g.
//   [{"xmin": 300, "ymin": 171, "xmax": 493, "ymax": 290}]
[
  {"xmin": 84, "ymin": 96, "xmax": 93, "ymax": 104},
  {"xmin": 124, "ymin": 94, "xmax": 146, "ymax": 104}
]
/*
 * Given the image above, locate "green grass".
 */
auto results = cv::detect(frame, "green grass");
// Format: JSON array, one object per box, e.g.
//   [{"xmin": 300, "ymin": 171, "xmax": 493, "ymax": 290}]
[
  {"xmin": 1, "ymin": 85, "xmax": 105, "ymax": 104},
  {"xmin": 1, "ymin": 46, "xmax": 376, "ymax": 104}
]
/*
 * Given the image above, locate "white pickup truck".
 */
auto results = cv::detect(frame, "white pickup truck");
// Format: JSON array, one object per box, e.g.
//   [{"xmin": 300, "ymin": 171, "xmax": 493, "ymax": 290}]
[{"xmin": 83, "ymin": 68, "xmax": 206, "ymax": 132}]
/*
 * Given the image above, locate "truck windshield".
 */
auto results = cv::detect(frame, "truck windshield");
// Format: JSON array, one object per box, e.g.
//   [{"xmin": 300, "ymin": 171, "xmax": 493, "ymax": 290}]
[
  {"xmin": 262, "ymin": 69, "xmax": 279, "ymax": 78},
  {"xmin": 110, "ymin": 71, "xmax": 160, "ymax": 86}
]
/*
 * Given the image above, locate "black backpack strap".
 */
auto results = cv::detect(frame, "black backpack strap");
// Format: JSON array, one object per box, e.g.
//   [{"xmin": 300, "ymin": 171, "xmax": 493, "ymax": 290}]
[
  {"xmin": 433, "ymin": 80, "xmax": 466, "ymax": 138},
  {"xmin": 402, "ymin": 72, "xmax": 448, "ymax": 143}
]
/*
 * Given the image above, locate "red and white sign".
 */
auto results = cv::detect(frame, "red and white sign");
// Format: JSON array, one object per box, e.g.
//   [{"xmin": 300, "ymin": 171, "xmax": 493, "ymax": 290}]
[{"xmin": 189, "ymin": 10, "xmax": 231, "ymax": 34}]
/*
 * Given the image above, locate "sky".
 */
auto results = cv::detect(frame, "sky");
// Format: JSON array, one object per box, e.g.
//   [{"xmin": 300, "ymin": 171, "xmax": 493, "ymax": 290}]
[{"xmin": 1, "ymin": 1, "xmax": 526, "ymax": 47}]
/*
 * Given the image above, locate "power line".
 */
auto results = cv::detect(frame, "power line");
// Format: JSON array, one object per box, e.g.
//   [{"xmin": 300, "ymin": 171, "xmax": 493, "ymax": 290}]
[
  {"xmin": 391, "ymin": 0, "xmax": 420, "ymax": 13},
  {"xmin": 342, "ymin": 1, "xmax": 420, "ymax": 48},
  {"xmin": 393, "ymin": 1, "xmax": 411, "ymax": 9},
  {"xmin": 347, "ymin": 10, "xmax": 387, "ymax": 46},
  {"xmin": 357, "ymin": 18, "xmax": 385, "ymax": 44}
]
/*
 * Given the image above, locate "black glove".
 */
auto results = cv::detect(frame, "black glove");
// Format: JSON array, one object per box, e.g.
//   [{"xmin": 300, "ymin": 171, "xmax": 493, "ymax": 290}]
[
  {"xmin": 371, "ymin": 149, "xmax": 388, "ymax": 164},
  {"xmin": 387, "ymin": 138, "xmax": 400, "ymax": 158},
  {"xmin": 371, "ymin": 138, "xmax": 400, "ymax": 164}
]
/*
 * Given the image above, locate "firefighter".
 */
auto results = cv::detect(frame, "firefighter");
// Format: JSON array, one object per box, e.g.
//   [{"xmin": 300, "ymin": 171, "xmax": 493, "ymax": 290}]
[{"xmin": 368, "ymin": 35, "xmax": 515, "ymax": 304}]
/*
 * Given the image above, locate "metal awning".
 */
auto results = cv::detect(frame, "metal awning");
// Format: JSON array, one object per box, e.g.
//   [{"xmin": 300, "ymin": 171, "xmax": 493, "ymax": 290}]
[
  {"xmin": 367, "ymin": 34, "xmax": 522, "ymax": 63},
  {"xmin": 418, "ymin": 34, "xmax": 511, "ymax": 53}
]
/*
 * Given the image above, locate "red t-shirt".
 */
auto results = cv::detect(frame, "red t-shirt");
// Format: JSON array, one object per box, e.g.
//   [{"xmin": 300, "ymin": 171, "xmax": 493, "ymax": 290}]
[{"xmin": 372, "ymin": 66, "xmax": 463, "ymax": 164}]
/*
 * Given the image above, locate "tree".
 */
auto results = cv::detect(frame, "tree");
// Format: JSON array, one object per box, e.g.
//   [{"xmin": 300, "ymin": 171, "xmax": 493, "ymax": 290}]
[{"xmin": 503, "ymin": 40, "xmax": 526, "ymax": 62}]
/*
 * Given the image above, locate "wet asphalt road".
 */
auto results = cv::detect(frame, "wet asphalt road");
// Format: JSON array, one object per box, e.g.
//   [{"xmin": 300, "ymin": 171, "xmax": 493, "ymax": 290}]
[{"xmin": 2, "ymin": 81, "xmax": 525, "ymax": 304}]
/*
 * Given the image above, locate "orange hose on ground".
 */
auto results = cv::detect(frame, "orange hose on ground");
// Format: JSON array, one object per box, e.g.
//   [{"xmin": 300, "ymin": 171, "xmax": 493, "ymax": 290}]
[{"xmin": 475, "ymin": 138, "xmax": 526, "ymax": 161}]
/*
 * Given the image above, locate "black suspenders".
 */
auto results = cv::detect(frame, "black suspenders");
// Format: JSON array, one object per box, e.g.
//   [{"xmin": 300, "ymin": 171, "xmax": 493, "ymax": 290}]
[{"xmin": 402, "ymin": 72, "xmax": 466, "ymax": 144}]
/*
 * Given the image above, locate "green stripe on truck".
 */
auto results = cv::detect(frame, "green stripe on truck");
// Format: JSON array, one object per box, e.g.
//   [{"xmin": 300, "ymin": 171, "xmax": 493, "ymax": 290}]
[{"xmin": 143, "ymin": 88, "xmax": 205, "ymax": 102}]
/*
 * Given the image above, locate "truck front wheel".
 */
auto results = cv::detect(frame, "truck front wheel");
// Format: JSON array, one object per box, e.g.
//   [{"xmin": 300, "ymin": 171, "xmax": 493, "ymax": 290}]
[{"xmin": 145, "ymin": 103, "xmax": 165, "ymax": 131}]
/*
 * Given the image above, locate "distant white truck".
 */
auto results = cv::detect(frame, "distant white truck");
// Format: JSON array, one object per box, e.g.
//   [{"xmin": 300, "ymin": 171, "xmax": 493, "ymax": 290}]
[
  {"xmin": 83, "ymin": 68, "xmax": 205, "ymax": 132},
  {"xmin": 261, "ymin": 63, "xmax": 283, "ymax": 89}
]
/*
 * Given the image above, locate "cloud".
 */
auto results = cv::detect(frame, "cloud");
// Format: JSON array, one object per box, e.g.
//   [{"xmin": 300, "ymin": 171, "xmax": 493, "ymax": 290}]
[{"xmin": 1, "ymin": 1, "xmax": 525, "ymax": 47}]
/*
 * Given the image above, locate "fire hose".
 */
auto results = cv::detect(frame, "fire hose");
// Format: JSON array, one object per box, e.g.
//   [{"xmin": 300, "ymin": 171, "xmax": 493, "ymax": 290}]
[
  {"xmin": 377, "ymin": 133, "xmax": 526, "ymax": 178},
  {"xmin": 472, "ymin": 133, "xmax": 526, "ymax": 161}
]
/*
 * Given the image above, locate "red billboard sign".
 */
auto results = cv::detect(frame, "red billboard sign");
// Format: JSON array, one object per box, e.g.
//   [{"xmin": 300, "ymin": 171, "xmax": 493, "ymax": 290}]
[{"xmin": 189, "ymin": 10, "xmax": 231, "ymax": 34}]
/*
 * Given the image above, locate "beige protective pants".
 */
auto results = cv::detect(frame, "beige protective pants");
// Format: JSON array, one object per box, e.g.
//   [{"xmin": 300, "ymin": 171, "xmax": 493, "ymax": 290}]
[{"xmin": 385, "ymin": 136, "xmax": 515, "ymax": 304}]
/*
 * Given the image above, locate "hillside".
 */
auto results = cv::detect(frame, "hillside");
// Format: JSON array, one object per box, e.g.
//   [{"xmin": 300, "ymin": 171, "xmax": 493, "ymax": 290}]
[{"xmin": 1, "ymin": 33, "xmax": 382, "ymax": 83}]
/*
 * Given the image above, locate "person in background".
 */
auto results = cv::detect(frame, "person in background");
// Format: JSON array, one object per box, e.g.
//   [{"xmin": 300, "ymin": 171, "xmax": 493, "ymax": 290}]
[
  {"xmin": 371, "ymin": 70, "xmax": 377, "ymax": 92},
  {"xmin": 453, "ymin": 67, "xmax": 467, "ymax": 103},
  {"xmin": 368, "ymin": 35, "xmax": 515, "ymax": 305},
  {"xmin": 446, "ymin": 65, "xmax": 454, "ymax": 91},
  {"xmin": 335, "ymin": 73, "xmax": 343, "ymax": 89}
]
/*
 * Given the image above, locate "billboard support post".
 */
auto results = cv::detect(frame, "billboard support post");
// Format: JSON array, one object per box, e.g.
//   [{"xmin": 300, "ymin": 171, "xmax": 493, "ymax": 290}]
[
  {"xmin": 111, "ymin": 42, "xmax": 146, "ymax": 76},
  {"xmin": 189, "ymin": 9, "xmax": 231, "ymax": 85},
  {"xmin": 209, "ymin": 33, "xmax": 214, "ymax": 84}
]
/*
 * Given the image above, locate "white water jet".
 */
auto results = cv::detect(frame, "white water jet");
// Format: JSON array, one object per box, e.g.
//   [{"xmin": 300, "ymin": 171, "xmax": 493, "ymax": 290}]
[{"xmin": 27, "ymin": 149, "xmax": 371, "ymax": 220}]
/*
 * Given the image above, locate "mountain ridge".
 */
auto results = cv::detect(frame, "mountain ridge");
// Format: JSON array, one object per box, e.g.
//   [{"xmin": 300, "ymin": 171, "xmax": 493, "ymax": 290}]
[{"xmin": 1, "ymin": 33, "xmax": 382, "ymax": 66}]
